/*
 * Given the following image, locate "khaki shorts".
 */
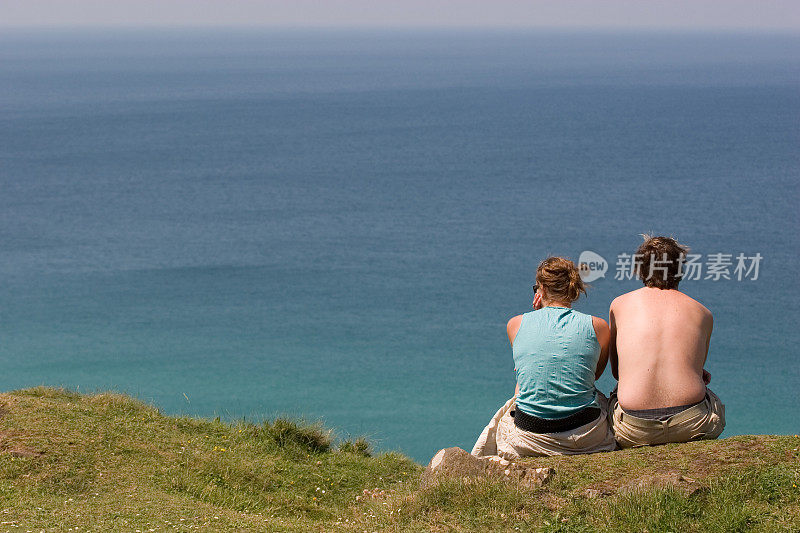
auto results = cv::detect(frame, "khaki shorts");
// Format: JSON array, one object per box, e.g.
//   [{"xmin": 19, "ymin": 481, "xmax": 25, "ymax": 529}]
[
  {"xmin": 609, "ymin": 388, "xmax": 725, "ymax": 448},
  {"xmin": 472, "ymin": 393, "xmax": 617, "ymax": 460}
]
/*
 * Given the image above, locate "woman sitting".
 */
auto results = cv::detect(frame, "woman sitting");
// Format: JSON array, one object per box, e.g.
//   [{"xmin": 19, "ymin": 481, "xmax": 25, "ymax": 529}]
[{"xmin": 472, "ymin": 256, "xmax": 616, "ymax": 458}]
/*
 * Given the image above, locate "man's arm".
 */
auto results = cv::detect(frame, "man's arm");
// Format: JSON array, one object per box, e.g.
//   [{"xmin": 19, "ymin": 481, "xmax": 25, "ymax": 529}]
[
  {"xmin": 703, "ymin": 312, "xmax": 713, "ymax": 364},
  {"xmin": 702, "ymin": 312, "xmax": 713, "ymax": 384},
  {"xmin": 608, "ymin": 301, "xmax": 619, "ymax": 380},
  {"xmin": 592, "ymin": 316, "xmax": 610, "ymax": 380}
]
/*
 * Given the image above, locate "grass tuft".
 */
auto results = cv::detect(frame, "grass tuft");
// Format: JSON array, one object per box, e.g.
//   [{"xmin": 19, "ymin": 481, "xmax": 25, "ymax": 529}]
[
  {"xmin": 338, "ymin": 437, "xmax": 372, "ymax": 457},
  {"xmin": 266, "ymin": 417, "xmax": 332, "ymax": 453}
]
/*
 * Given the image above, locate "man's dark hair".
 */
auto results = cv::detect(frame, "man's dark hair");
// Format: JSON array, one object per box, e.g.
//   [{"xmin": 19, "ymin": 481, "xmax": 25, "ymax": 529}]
[{"xmin": 635, "ymin": 235, "xmax": 689, "ymax": 290}]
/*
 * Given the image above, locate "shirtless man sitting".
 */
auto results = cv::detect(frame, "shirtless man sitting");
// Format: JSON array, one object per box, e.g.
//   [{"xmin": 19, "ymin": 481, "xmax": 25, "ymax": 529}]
[{"xmin": 608, "ymin": 235, "xmax": 725, "ymax": 447}]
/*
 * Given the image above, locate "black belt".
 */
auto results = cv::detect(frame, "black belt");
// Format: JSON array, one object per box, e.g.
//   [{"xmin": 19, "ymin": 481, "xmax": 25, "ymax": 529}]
[{"xmin": 512, "ymin": 405, "xmax": 602, "ymax": 433}]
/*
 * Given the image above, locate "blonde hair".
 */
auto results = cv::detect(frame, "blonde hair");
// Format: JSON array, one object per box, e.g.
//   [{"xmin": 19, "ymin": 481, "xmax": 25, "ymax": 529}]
[{"xmin": 536, "ymin": 256, "xmax": 586, "ymax": 303}]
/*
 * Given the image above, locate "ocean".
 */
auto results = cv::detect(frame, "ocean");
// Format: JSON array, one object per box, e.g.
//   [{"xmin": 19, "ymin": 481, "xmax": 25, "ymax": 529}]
[{"xmin": 1, "ymin": 28, "xmax": 798, "ymax": 462}]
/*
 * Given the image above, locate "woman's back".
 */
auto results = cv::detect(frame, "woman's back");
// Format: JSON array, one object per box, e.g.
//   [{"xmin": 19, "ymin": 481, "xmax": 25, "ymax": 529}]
[
  {"xmin": 472, "ymin": 256, "xmax": 614, "ymax": 459},
  {"xmin": 513, "ymin": 306, "xmax": 600, "ymax": 419}
]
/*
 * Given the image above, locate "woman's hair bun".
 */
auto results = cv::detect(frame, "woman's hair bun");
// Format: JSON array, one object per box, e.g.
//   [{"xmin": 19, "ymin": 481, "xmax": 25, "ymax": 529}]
[{"xmin": 536, "ymin": 256, "xmax": 587, "ymax": 303}]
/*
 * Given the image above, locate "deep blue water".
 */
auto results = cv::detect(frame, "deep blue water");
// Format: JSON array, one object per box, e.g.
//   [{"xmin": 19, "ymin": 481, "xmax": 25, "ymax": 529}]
[{"xmin": 1, "ymin": 29, "xmax": 798, "ymax": 462}]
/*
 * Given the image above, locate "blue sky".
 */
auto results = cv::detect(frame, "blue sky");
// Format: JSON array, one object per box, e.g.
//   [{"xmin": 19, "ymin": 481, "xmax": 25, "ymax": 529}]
[{"xmin": 2, "ymin": 0, "xmax": 799, "ymax": 30}]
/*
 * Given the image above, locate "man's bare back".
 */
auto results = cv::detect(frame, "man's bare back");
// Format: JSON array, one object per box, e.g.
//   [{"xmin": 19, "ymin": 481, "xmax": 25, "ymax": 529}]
[{"xmin": 610, "ymin": 287, "xmax": 713, "ymax": 410}]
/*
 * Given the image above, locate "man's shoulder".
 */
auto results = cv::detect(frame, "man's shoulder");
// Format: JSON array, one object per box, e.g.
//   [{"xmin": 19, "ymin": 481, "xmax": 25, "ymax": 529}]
[
  {"xmin": 610, "ymin": 288, "xmax": 645, "ymax": 308},
  {"xmin": 613, "ymin": 288, "xmax": 710, "ymax": 313},
  {"xmin": 675, "ymin": 291, "xmax": 713, "ymax": 317}
]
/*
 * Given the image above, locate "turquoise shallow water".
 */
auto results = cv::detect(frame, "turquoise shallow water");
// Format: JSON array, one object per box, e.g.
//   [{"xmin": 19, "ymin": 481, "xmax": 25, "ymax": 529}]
[{"xmin": 1, "ymin": 29, "xmax": 798, "ymax": 462}]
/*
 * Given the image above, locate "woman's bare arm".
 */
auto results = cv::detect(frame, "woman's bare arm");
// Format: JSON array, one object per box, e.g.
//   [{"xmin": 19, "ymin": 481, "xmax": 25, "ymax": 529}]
[
  {"xmin": 592, "ymin": 316, "xmax": 610, "ymax": 380},
  {"xmin": 507, "ymin": 315, "xmax": 523, "ymax": 345},
  {"xmin": 507, "ymin": 315, "xmax": 523, "ymax": 397}
]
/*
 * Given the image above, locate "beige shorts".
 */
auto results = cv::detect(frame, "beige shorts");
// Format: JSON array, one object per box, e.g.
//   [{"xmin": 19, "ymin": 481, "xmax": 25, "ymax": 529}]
[
  {"xmin": 609, "ymin": 388, "xmax": 725, "ymax": 448},
  {"xmin": 472, "ymin": 393, "xmax": 617, "ymax": 460}
]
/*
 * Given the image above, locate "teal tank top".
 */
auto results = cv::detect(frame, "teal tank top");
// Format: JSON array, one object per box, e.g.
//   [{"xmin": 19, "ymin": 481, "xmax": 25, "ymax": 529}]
[{"xmin": 512, "ymin": 306, "xmax": 601, "ymax": 419}]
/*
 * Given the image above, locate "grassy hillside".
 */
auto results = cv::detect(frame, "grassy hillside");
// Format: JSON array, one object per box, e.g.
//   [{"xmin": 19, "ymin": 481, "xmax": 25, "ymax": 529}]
[{"xmin": 0, "ymin": 387, "xmax": 797, "ymax": 532}]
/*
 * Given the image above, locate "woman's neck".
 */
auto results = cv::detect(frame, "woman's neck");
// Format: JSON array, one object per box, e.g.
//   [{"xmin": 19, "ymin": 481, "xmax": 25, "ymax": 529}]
[{"xmin": 542, "ymin": 299, "xmax": 571, "ymax": 308}]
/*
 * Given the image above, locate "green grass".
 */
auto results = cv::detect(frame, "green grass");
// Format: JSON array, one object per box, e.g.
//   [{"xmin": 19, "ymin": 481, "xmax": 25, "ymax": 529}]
[{"xmin": 0, "ymin": 386, "xmax": 797, "ymax": 532}]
